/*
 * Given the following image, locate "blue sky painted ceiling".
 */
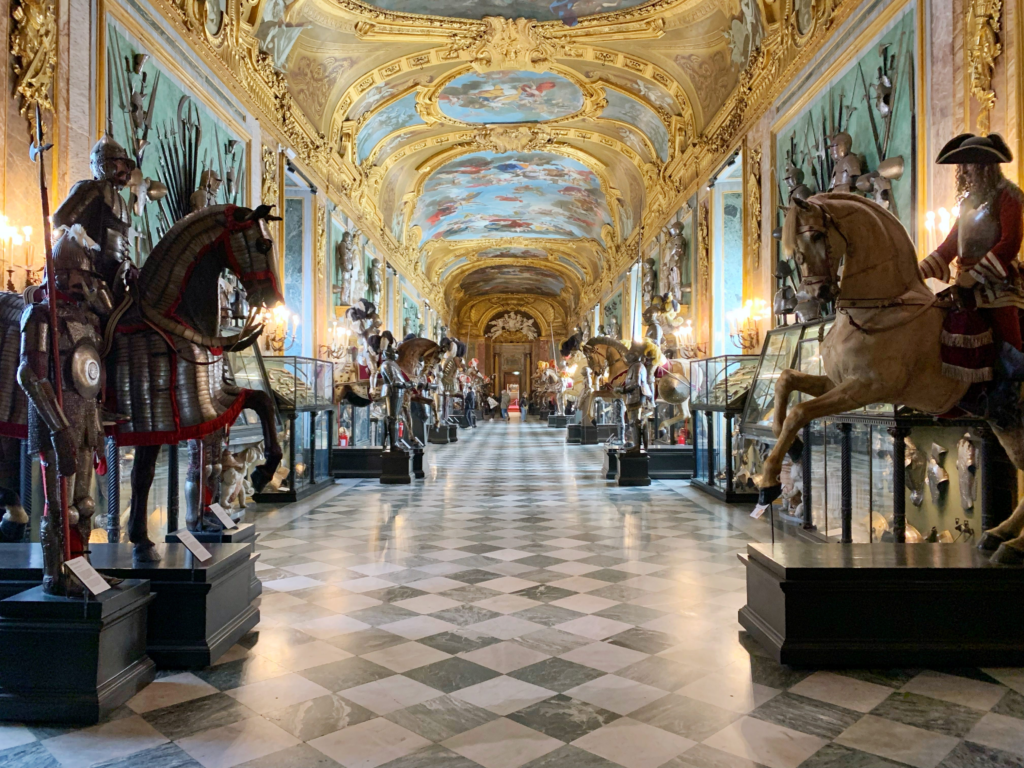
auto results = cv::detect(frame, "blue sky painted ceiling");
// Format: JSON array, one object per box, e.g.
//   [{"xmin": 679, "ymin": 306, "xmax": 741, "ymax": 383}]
[
  {"xmin": 478, "ymin": 247, "xmax": 549, "ymax": 259},
  {"xmin": 357, "ymin": 1, "xmax": 654, "ymax": 26},
  {"xmin": 356, "ymin": 92, "xmax": 424, "ymax": 164},
  {"xmin": 413, "ymin": 152, "xmax": 611, "ymax": 243},
  {"xmin": 601, "ymin": 88, "xmax": 669, "ymax": 162},
  {"xmin": 439, "ymin": 71, "xmax": 584, "ymax": 123},
  {"xmin": 461, "ymin": 265, "xmax": 565, "ymax": 296}
]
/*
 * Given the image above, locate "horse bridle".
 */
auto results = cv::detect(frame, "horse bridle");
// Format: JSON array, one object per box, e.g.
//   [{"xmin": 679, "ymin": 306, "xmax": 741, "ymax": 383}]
[{"xmin": 794, "ymin": 203, "xmax": 846, "ymax": 297}]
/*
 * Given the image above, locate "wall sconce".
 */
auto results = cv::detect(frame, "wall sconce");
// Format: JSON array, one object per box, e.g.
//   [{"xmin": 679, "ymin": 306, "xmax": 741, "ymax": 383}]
[
  {"xmin": 727, "ymin": 299, "xmax": 770, "ymax": 353},
  {"xmin": 319, "ymin": 319, "xmax": 353, "ymax": 361},
  {"xmin": 923, "ymin": 206, "xmax": 958, "ymax": 257},
  {"xmin": 673, "ymin": 319, "xmax": 707, "ymax": 360},
  {"xmin": 258, "ymin": 305, "xmax": 300, "ymax": 353}
]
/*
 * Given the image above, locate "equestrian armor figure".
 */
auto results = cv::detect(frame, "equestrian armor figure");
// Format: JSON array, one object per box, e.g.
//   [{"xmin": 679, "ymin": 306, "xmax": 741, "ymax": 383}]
[
  {"xmin": 52, "ymin": 131, "xmax": 136, "ymax": 289},
  {"xmin": 376, "ymin": 331, "xmax": 409, "ymax": 452},
  {"xmin": 19, "ymin": 227, "xmax": 114, "ymax": 595},
  {"xmin": 619, "ymin": 343, "xmax": 654, "ymax": 453}
]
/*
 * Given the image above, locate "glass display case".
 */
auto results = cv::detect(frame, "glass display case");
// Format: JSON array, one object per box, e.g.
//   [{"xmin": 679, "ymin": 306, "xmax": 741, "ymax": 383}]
[
  {"xmin": 263, "ymin": 356, "xmax": 334, "ymax": 412},
  {"xmin": 689, "ymin": 355, "xmax": 759, "ymax": 503},
  {"xmin": 689, "ymin": 355, "xmax": 759, "ymax": 411},
  {"xmin": 741, "ymin": 324, "xmax": 807, "ymax": 438}
]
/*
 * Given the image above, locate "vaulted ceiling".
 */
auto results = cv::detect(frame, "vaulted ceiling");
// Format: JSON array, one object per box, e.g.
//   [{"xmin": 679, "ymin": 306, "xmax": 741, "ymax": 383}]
[{"xmin": 267, "ymin": 0, "xmax": 764, "ymax": 334}]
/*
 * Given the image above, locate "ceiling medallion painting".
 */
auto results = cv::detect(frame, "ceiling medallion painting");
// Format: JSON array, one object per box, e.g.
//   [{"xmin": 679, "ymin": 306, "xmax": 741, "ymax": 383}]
[
  {"xmin": 354, "ymin": 1, "xmax": 655, "ymax": 26},
  {"xmin": 461, "ymin": 265, "xmax": 566, "ymax": 296},
  {"xmin": 438, "ymin": 70, "xmax": 584, "ymax": 124},
  {"xmin": 478, "ymin": 247, "xmax": 548, "ymax": 259},
  {"xmin": 412, "ymin": 151, "xmax": 611, "ymax": 243},
  {"xmin": 356, "ymin": 92, "xmax": 424, "ymax": 164}
]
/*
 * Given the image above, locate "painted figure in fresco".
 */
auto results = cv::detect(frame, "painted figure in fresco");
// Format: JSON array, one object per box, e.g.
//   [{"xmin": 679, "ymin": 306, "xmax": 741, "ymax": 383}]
[
  {"xmin": 919, "ymin": 134, "xmax": 1024, "ymax": 354},
  {"xmin": 52, "ymin": 130, "xmax": 136, "ymax": 287},
  {"xmin": 828, "ymin": 132, "xmax": 862, "ymax": 193},
  {"xmin": 190, "ymin": 169, "xmax": 222, "ymax": 212},
  {"xmin": 256, "ymin": 0, "xmax": 305, "ymax": 72},
  {"xmin": 19, "ymin": 227, "xmax": 113, "ymax": 595}
]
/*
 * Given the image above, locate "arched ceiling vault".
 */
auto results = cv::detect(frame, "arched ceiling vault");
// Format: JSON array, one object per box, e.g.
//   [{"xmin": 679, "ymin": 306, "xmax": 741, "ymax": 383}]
[{"xmin": 257, "ymin": 0, "xmax": 771, "ymax": 328}]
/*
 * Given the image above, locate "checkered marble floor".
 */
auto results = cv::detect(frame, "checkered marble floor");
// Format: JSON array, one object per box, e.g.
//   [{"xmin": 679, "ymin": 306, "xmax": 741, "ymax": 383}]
[{"xmin": 3, "ymin": 419, "xmax": 1023, "ymax": 768}]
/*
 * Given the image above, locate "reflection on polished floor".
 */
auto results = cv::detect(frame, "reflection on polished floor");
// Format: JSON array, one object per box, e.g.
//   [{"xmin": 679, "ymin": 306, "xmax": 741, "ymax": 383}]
[{"xmin": 3, "ymin": 420, "xmax": 1024, "ymax": 768}]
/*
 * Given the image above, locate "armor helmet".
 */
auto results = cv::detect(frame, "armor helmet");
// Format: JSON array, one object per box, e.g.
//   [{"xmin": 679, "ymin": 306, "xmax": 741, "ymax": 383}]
[
  {"xmin": 828, "ymin": 131, "xmax": 853, "ymax": 159},
  {"xmin": 784, "ymin": 160, "xmax": 805, "ymax": 188},
  {"xmin": 50, "ymin": 225, "xmax": 114, "ymax": 316},
  {"xmin": 90, "ymin": 130, "xmax": 136, "ymax": 183},
  {"xmin": 199, "ymin": 169, "xmax": 223, "ymax": 193}
]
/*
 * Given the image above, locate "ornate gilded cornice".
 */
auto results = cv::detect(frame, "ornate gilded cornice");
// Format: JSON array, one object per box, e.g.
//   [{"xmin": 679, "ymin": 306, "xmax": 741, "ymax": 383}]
[{"xmin": 966, "ymin": 0, "xmax": 1002, "ymax": 135}]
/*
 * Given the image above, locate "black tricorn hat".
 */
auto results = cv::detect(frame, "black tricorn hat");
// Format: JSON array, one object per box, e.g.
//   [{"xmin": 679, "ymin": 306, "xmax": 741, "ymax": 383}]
[{"xmin": 936, "ymin": 133, "xmax": 1013, "ymax": 165}]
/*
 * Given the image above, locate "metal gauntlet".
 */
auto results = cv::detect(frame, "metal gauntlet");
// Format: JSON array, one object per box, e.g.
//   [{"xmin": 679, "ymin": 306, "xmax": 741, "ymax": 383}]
[{"xmin": 19, "ymin": 370, "xmax": 71, "ymax": 434}]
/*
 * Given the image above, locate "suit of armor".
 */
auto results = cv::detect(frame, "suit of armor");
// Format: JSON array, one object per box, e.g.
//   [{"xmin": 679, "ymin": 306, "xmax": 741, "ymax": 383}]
[
  {"xmin": 377, "ymin": 333, "xmax": 408, "ymax": 452},
  {"xmin": 52, "ymin": 132, "xmax": 136, "ymax": 289},
  {"xmin": 619, "ymin": 350, "xmax": 654, "ymax": 453},
  {"xmin": 19, "ymin": 227, "xmax": 112, "ymax": 595}
]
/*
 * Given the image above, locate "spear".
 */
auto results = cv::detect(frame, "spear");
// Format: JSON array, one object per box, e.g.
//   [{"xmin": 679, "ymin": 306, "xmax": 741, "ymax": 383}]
[{"xmin": 30, "ymin": 104, "xmax": 71, "ymax": 562}]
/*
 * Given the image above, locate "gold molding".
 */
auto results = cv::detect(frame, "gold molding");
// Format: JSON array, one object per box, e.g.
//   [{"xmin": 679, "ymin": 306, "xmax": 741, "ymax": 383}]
[
  {"xmin": 966, "ymin": 0, "xmax": 1002, "ymax": 135},
  {"xmin": 746, "ymin": 140, "xmax": 762, "ymax": 272},
  {"xmin": 10, "ymin": 0, "xmax": 57, "ymax": 120}
]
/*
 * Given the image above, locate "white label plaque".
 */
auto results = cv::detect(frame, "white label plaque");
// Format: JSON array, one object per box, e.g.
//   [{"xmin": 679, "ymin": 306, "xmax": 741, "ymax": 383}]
[
  {"xmin": 65, "ymin": 556, "xmax": 111, "ymax": 595},
  {"xmin": 174, "ymin": 529, "xmax": 213, "ymax": 561},
  {"xmin": 208, "ymin": 503, "xmax": 238, "ymax": 530}
]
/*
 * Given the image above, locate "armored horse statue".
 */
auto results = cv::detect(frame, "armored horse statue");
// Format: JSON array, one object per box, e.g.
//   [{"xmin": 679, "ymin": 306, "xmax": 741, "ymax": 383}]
[
  {"xmin": 106, "ymin": 204, "xmax": 284, "ymax": 561},
  {"xmin": 761, "ymin": 193, "xmax": 1024, "ymax": 564}
]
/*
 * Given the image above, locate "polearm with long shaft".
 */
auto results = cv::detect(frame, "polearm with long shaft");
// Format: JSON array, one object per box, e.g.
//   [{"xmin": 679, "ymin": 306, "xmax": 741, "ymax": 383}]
[{"xmin": 30, "ymin": 103, "xmax": 71, "ymax": 562}]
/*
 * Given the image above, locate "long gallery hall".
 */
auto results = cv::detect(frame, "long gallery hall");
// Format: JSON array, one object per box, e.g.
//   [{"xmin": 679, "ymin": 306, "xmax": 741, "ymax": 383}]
[{"xmin": 1, "ymin": 0, "xmax": 1024, "ymax": 763}]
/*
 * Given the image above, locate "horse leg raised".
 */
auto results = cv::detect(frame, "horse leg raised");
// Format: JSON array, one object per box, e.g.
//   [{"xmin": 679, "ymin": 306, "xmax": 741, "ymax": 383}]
[
  {"xmin": 245, "ymin": 390, "xmax": 283, "ymax": 492},
  {"xmin": 771, "ymin": 371, "xmax": 835, "ymax": 439},
  {"xmin": 128, "ymin": 444, "xmax": 162, "ymax": 561},
  {"xmin": 759, "ymin": 379, "xmax": 867, "ymax": 503},
  {"xmin": 979, "ymin": 424, "xmax": 1024, "ymax": 563}
]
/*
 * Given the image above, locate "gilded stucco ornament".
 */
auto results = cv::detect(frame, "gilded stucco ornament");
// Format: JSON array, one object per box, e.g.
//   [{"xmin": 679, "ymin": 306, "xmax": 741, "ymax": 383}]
[
  {"xmin": 445, "ymin": 17, "xmax": 565, "ymax": 74},
  {"xmin": 261, "ymin": 144, "xmax": 280, "ymax": 207},
  {"xmin": 10, "ymin": 0, "xmax": 56, "ymax": 120},
  {"xmin": 747, "ymin": 143, "xmax": 762, "ymax": 270},
  {"xmin": 966, "ymin": 0, "xmax": 1002, "ymax": 136},
  {"xmin": 315, "ymin": 199, "xmax": 327, "ymax": 283},
  {"xmin": 473, "ymin": 125, "xmax": 555, "ymax": 153},
  {"xmin": 697, "ymin": 199, "xmax": 710, "ymax": 304}
]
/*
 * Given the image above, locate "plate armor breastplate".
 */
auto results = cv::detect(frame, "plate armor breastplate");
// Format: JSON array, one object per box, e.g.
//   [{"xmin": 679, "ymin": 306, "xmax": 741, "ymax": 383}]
[{"xmin": 958, "ymin": 193, "xmax": 1001, "ymax": 267}]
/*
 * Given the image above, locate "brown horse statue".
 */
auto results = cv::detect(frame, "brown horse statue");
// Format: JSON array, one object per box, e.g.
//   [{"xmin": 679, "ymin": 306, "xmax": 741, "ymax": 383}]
[{"xmin": 763, "ymin": 192, "xmax": 1024, "ymax": 563}]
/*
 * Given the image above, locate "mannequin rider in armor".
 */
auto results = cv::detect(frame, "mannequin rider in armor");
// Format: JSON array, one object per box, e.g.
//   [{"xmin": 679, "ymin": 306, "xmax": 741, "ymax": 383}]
[
  {"xmin": 52, "ymin": 129, "xmax": 136, "ymax": 293},
  {"xmin": 919, "ymin": 133, "xmax": 1024, "ymax": 352},
  {"xmin": 19, "ymin": 226, "xmax": 114, "ymax": 595}
]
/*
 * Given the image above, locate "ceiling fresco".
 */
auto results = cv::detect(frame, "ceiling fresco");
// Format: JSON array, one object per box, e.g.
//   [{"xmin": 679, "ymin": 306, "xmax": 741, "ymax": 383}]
[
  {"xmin": 478, "ymin": 247, "xmax": 549, "ymax": 259},
  {"xmin": 601, "ymin": 89, "xmax": 670, "ymax": 161},
  {"xmin": 438, "ymin": 71, "xmax": 584, "ymax": 124},
  {"xmin": 355, "ymin": 1, "xmax": 657, "ymax": 26},
  {"xmin": 356, "ymin": 92, "xmax": 424, "ymax": 163},
  {"xmin": 412, "ymin": 152, "xmax": 611, "ymax": 243},
  {"xmin": 460, "ymin": 265, "xmax": 566, "ymax": 296},
  {"xmin": 250, "ymin": 0, "xmax": 778, "ymax": 336}
]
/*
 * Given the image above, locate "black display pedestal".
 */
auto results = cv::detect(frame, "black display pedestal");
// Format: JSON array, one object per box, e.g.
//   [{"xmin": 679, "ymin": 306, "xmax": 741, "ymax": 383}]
[
  {"xmin": 617, "ymin": 451, "xmax": 651, "ymax": 486},
  {"xmin": 412, "ymin": 447, "xmax": 425, "ymax": 479},
  {"xmin": 597, "ymin": 424, "xmax": 619, "ymax": 441},
  {"xmin": 0, "ymin": 580, "xmax": 155, "ymax": 724},
  {"xmin": 381, "ymin": 450, "xmax": 412, "ymax": 485},
  {"xmin": 547, "ymin": 415, "xmax": 568, "ymax": 428},
  {"xmin": 603, "ymin": 448, "xmax": 619, "ymax": 480},
  {"xmin": 332, "ymin": 447, "xmax": 383, "ymax": 479},
  {"xmin": 0, "ymin": 544, "xmax": 43, "ymax": 600},
  {"xmin": 90, "ymin": 543, "xmax": 259, "ymax": 669},
  {"xmin": 428, "ymin": 425, "xmax": 449, "ymax": 445},
  {"xmin": 739, "ymin": 542, "xmax": 1024, "ymax": 667},
  {"xmin": 448, "ymin": 425, "xmax": 459, "ymax": 443},
  {"xmin": 580, "ymin": 425, "xmax": 599, "ymax": 445},
  {"xmin": 457, "ymin": 413, "xmax": 471, "ymax": 428},
  {"xmin": 167, "ymin": 524, "xmax": 261, "ymax": 603},
  {"xmin": 647, "ymin": 446, "xmax": 695, "ymax": 479},
  {"xmin": 566, "ymin": 424, "xmax": 582, "ymax": 444}
]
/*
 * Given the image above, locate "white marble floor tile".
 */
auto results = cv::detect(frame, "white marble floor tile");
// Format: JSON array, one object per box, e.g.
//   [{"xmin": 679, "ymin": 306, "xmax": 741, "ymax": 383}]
[
  {"xmin": 788, "ymin": 671, "xmax": 894, "ymax": 713},
  {"xmin": 224, "ymin": 672, "xmax": 331, "ymax": 714},
  {"xmin": 309, "ymin": 717, "xmax": 431, "ymax": 768},
  {"xmin": 442, "ymin": 717, "xmax": 562, "ymax": 768},
  {"xmin": 42, "ymin": 715, "xmax": 168, "ymax": 768},
  {"xmin": 835, "ymin": 714, "xmax": 959, "ymax": 768},
  {"xmin": 703, "ymin": 716, "xmax": 828, "ymax": 768},
  {"xmin": 571, "ymin": 716, "xmax": 695, "ymax": 768}
]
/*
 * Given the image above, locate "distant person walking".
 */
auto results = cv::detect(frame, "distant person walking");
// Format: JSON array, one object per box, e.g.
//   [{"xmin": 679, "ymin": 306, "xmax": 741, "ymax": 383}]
[
  {"xmin": 500, "ymin": 389, "xmax": 511, "ymax": 422},
  {"xmin": 464, "ymin": 388, "xmax": 477, "ymax": 427}
]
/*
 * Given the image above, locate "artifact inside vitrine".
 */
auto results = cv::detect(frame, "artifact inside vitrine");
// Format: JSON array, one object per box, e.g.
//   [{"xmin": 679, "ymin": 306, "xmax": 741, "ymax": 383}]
[
  {"xmin": 957, "ymin": 433, "xmax": 978, "ymax": 510},
  {"xmin": 927, "ymin": 442, "xmax": 949, "ymax": 505}
]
